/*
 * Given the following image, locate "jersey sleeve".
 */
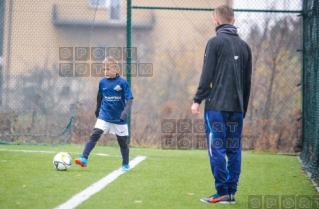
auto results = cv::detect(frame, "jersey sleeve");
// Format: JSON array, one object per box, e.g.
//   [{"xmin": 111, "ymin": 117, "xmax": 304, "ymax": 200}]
[
  {"xmin": 98, "ymin": 80, "xmax": 102, "ymax": 95},
  {"xmin": 123, "ymin": 81, "xmax": 134, "ymax": 100}
]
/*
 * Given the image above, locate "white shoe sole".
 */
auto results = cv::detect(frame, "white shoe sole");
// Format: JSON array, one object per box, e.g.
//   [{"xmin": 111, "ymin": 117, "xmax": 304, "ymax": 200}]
[{"xmin": 200, "ymin": 199, "xmax": 231, "ymax": 204}]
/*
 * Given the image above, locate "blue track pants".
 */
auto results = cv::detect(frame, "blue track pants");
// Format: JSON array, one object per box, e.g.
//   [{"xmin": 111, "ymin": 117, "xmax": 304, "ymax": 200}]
[{"xmin": 204, "ymin": 110, "xmax": 243, "ymax": 195}]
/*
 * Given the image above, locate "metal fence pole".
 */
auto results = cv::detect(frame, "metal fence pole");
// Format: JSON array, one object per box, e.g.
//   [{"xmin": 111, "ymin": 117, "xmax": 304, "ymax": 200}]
[{"xmin": 126, "ymin": 0, "xmax": 132, "ymax": 144}]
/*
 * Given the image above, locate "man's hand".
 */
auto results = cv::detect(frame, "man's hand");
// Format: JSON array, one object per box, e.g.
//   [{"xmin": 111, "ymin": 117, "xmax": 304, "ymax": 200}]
[{"xmin": 191, "ymin": 103, "xmax": 200, "ymax": 114}]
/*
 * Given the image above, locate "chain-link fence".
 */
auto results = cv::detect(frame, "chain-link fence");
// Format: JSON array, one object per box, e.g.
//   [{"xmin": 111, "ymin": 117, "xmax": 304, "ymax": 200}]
[
  {"xmin": 0, "ymin": 0, "xmax": 129, "ymax": 144},
  {"xmin": 130, "ymin": 1, "xmax": 303, "ymax": 152},
  {"xmin": 299, "ymin": 0, "xmax": 319, "ymax": 183},
  {"xmin": 0, "ymin": 0, "xmax": 304, "ymax": 153}
]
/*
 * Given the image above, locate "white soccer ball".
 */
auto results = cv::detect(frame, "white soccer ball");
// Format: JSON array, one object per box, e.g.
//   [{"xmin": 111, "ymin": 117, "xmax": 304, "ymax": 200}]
[{"xmin": 53, "ymin": 152, "xmax": 72, "ymax": 171}]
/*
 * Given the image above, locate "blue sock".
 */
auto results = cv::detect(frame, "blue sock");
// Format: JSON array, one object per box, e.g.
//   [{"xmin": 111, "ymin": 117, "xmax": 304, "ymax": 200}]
[
  {"xmin": 120, "ymin": 147, "xmax": 129, "ymax": 165},
  {"xmin": 82, "ymin": 140, "xmax": 96, "ymax": 159},
  {"xmin": 82, "ymin": 128, "xmax": 103, "ymax": 159}
]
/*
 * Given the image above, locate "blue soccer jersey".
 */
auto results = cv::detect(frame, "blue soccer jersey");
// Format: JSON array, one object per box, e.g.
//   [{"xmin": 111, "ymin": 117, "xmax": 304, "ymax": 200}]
[{"xmin": 97, "ymin": 76, "xmax": 133, "ymax": 124}]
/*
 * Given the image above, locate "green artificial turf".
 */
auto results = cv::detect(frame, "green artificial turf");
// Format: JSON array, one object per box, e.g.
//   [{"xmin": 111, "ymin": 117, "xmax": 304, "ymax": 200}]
[{"xmin": 0, "ymin": 145, "xmax": 317, "ymax": 209}]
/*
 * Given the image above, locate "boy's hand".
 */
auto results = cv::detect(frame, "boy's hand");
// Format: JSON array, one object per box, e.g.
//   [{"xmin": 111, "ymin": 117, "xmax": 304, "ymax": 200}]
[
  {"xmin": 120, "ymin": 112, "xmax": 127, "ymax": 122},
  {"xmin": 95, "ymin": 109, "xmax": 100, "ymax": 118},
  {"xmin": 191, "ymin": 103, "xmax": 200, "ymax": 114}
]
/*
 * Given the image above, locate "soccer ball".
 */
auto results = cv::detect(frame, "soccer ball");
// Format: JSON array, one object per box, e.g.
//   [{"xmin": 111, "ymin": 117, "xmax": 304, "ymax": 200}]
[{"xmin": 53, "ymin": 152, "xmax": 72, "ymax": 171}]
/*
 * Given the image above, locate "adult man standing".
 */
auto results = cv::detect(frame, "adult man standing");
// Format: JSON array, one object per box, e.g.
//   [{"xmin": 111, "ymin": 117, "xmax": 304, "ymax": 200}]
[{"xmin": 191, "ymin": 5, "xmax": 252, "ymax": 204}]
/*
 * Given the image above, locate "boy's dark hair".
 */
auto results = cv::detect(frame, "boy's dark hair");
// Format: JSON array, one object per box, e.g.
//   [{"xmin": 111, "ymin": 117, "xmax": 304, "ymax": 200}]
[{"xmin": 214, "ymin": 5, "xmax": 234, "ymax": 24}]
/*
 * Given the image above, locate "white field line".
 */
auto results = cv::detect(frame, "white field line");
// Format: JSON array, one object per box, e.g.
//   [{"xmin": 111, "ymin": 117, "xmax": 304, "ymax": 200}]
[
  {"xmin": 0, "ymin": 149, "xmax": 115, "ymax": 157},
  {"xmin": 54, "ymin": 156, "xmax": 147, "ymax": 209}
]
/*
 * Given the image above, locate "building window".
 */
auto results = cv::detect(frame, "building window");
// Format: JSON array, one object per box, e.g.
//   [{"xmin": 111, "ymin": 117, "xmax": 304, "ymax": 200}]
[
  {"xmin": 88, "ymin": 0, "xmax": 121, "ymax": 20},
  {"xmin": 110, "ymin": 0, "xmax": 121, "ymax": 20},
  {"xmin": 89, "ymin": 0, "xmax": 110, "ymax": 9}
]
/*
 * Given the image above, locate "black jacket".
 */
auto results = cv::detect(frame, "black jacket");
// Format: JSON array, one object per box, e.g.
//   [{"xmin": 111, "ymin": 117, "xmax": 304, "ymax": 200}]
[{"xmin": 193, "ymin": 27, "xmax": 252, "ymax": 114}]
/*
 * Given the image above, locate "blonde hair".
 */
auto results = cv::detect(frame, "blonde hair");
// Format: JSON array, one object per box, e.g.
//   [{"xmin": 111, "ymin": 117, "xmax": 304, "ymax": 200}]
[
  {"xmin": 103, "ymin": 56, "xmax": 118, "ymax": 65},
  {"xmin": 214, "ymin": 5, "xmax": 234, "ymax": 24},
  {"xmin": 103, "ymin": 56, "xmax": 119, "ymax": 70}
]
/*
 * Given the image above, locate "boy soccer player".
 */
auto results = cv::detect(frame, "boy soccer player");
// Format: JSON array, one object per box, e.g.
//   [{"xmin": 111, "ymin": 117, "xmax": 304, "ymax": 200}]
[
  {"xmin": 191, "ymin": 5, "xmax": 252, "ymax": 204},
  {"xmin": 75, "ymin": 56, "xmax": 133, "ymax": 172}
]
